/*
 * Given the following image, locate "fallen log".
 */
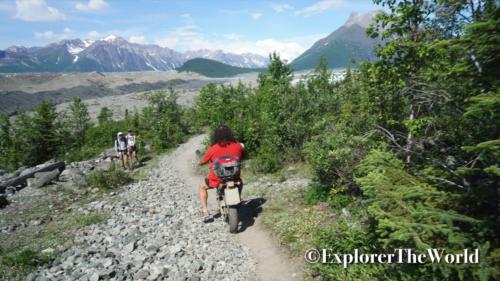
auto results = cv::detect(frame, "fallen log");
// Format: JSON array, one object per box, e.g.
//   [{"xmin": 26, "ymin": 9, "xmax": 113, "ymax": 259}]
[{"xmin": 0, "ymin": 161, "xmax": 65, "ymax": 193}]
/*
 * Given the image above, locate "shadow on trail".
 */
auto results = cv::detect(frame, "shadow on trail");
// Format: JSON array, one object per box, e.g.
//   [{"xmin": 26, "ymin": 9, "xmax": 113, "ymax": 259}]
[
  {"xmin": 140, "ymin": 156, "xmax": 152, "ymax": 163},
  {"xmin": 238, "ymin": 197, "xmax": 266, "ymax": 233}
]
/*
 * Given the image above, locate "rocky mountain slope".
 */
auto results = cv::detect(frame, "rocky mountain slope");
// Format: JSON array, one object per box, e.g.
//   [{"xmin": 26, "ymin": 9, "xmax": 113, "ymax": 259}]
[
  {"xmin": 0, "ymin": 36, "xmax": 268, "ymax": 73},
  {"xmin": 290, "ymin": 11, "xmax": 382, "ymax": 70}
]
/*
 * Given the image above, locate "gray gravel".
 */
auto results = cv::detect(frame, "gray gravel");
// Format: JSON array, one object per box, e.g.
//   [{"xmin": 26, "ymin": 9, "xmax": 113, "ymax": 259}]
[{"xmin": 35, "ymin": 152, "xmax": 256, "ymax": 281}]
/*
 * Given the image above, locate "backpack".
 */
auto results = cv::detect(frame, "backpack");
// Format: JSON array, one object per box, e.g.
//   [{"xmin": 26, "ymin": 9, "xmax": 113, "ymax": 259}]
[
  {"xmin": 116, "ymin": 137, "xmax": 127, "ymax": 151},
  {"xmin": 213, "ymin": 155, "xmax": 241, "ymax": 180}
]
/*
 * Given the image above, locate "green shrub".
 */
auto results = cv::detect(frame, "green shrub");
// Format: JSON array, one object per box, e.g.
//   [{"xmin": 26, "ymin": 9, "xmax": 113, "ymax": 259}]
[
  {"xmin": 356, "ymin": 150, "xmax": 485, "ymax": 280},
  {"xmin": 311, "ymin": 220, "xmax": 386, "ymax": 281},
  {"xmin": 85, "ymin": 164, "xmax": 132, "ymax": 190},
  {"xmin": 305, "ymin": 122, "xmax": 376, "ymax": 191},
  {"xmin": 254, "ymin": 143, "xmax": 281, "ymax": 173},
  {"xmin": 303, "ymin": 183, "xmax": 329, "ymax": 205},
  {"xmin": 2, "ymin": 249, "xmax": 52, "ymax": 267},
  {"xmin": 72, "ymin": 214, "xmax": 109, "ymax": 227}
]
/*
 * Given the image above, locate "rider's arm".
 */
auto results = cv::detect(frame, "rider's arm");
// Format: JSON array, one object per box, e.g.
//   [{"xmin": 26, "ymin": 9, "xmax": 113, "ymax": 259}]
[
  {"xmin": 240, "ymin": 142, "xmax": 246, "ymax": 160},
  {"xmin": 199, "ymin": 147, "xmax": 212, "ymax": 165}
]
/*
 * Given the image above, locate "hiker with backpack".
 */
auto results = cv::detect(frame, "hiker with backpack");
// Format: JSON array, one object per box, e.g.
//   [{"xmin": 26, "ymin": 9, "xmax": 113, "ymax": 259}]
[
  {"xmin": 115, "ymin": 132, "xmax": 129, "ymax": 169},
  {"xmin": 126, "ymin": 129, "xmax": 139, "ymax": 166},
  {"xmin": 198, "ymin": 125, "xmax": 245, "ymax": 219}
]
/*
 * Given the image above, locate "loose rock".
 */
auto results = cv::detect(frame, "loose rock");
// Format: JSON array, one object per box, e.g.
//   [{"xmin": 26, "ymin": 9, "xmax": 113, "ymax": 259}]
[{"xmin": 35, "ymin": 150, "xmax": 256, "ymax": 280}]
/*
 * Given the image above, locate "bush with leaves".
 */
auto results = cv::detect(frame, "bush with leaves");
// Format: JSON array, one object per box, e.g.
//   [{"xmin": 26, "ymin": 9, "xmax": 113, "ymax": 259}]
[{"xmin": 85, "ymin": 164, "xmax": 132, "ymax": 190}]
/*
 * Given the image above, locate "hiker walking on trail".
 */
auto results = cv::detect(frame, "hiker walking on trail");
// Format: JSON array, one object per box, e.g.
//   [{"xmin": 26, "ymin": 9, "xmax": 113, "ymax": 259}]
[
  {"xmin": 115, "ymin": 132, "xmax": 129, "ymax": 169},
  {"xmin": 126, "ymin": 129, "xmax": 139, "ymax": 166}
]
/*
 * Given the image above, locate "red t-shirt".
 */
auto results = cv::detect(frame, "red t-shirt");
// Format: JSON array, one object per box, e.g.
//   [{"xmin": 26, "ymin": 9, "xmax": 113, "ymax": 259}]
[{"xmin": 200, "ymin": 141, "xmax": 245, "ymax": 188}]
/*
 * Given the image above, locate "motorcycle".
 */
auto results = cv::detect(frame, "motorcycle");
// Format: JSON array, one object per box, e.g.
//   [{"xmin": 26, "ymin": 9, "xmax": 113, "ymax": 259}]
[
  {"xmin": 196, "ymin": 149, "xmax": 241, "ymax": 233},
  {"xmin": 215, "ymin": 179, "xmax": 241, "ymax": 233}
]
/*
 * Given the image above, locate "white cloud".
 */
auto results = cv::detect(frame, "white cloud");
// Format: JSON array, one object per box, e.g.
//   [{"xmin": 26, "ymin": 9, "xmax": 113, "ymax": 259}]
[
  {"xmin": 251, "ymin": 12, "xmax": 263, "ymax": 20},
  {"xmin": 155, "ymin": 23, "xmax": 323, "ymax": 61},
  {"xmin": 15, "ymin": 0, "xmax": 66, "ymax": 21},
  {"xmin": 33, "ymin": 27, "xmax": 75, "ymax": 41},
  {"xmin": 224, "ymin": 33, "xmax": 242, "ymax": 41},
  {"xmin": 34, "ymin": 30, "xmax": 54, "ymax": 39},
  {"xmin": 87, "ymin": 30, "xmax": 101, "ymax": 38},
  {"xmin": 76, "ymin": 0, "xmax": 108, "ymax": 12},
  {"xmin": 271, "ymin": 3, "xmax": 294, "ymax": 13},
  {"xmin": 295, "ymin": 0, "xmax": 343, "ymax": 17},
  {"xmin": 128, "ymin": 35, "xmax": 145, "ymax": 44}
]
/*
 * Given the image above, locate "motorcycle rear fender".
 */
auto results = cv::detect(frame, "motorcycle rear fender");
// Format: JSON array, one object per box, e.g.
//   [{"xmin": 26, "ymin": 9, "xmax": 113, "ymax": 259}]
[{"xmin": 224, "ymin": 187, "xmax": 240, "ymax": 205}]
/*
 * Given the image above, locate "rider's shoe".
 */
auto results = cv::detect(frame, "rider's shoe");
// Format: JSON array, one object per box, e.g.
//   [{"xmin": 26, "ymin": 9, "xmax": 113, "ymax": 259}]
[{"xmin": 199, "ymin": 209, "xmax": 210, "ymax": 221}]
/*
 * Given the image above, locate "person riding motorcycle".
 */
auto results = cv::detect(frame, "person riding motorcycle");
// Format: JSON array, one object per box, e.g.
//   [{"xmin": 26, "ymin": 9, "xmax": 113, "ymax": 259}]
[{"xmin": 198, "ymin": 125, "xmax": 245, "ymax": 219}]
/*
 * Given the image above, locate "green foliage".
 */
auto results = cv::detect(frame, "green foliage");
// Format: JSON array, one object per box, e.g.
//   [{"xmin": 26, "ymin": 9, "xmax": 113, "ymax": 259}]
[
  {"xmin": 355, "ymin": 150, "xmax": 498, "ymax": 280},
  {"xmin": 194, "ymin": 53, "xmax": 340, "ymax": 173},
  {"xmin": 97, "ymin": 106, "xmax": 113, "ymax": 126},
  {"xmin": 303, "ymin": 183, "xmax": 329, "ymax": 205},
  {"xmin": 0, "ymin": 113, "xmax": 15, "ymax": 171},
  {"xmin": 140, "ymin": 87, "xmax": 189, "ymax": 150},
  {"xmin": 85, "ymin": 164, "xmax": 132, "ymax": 190},
  {"xmin": 0, "ymin": 87, "xmax": 189, "ymax": 170},
  {"xmin": 190, "ymin": 2, "xmax": 499, "ymax": 280},
  {"xmin": 71, "ymin": 214, "xmax": 109, "ymax": 227},
  {"xmin": 311, "ymin": 220, "xmax": 386, "ymax": 281},
  {"xmin": 1, "ymin": 249, "xmax": 52, "ymax": 268},
  {"xmin": 32, "ymin": 101, "xmax": 62, "ymax": 163},
  {"xmin": 65, "ymin": 96, "xmax": 92, "ymax": 148}
]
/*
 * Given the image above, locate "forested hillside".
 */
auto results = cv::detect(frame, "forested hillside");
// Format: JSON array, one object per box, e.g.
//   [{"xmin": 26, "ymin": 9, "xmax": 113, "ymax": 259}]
[
  {"xmin": 177, "ymin": 58, "xmax": 262, "ymax": 78},
  {"xmin": 0, "ymin": 0, "xmax": 498, "ymax": 280},
  {"xmin": 192, "ymin": 1, "xmax": 499, "ymax": 280}
]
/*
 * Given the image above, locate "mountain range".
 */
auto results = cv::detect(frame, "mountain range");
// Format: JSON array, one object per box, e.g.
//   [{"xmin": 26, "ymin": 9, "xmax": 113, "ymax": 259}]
[
  {"xmin": 0, "ymin": 11, "xmax": 381, "ymax": 73},
  {"xmin": 290, "ymin": 11, "xmax": 381, "ymax": 70},
  {"xmin": 0, "ymin": 35, "xmax": 269, "ymax": 73}
]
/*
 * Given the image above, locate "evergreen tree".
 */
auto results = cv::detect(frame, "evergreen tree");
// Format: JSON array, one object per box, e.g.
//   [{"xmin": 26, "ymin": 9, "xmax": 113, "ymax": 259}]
[
  {"xmin": 31, "ymin": 101, "xmax": 60, "ymax": 163},
  {"xmin": 67, "ymin": 96, "xmax": 91, "ymax": 148},
  {"xmin": 0, "ymin": 113, "xmax": 14, "ymax": 171},
  {"xmin": 97, "ymin": 106, "xmax": 113, "ymax": 126}
]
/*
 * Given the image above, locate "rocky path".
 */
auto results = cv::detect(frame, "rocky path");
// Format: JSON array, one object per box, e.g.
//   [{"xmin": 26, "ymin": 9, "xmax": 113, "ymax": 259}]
[
  {"xmin": 167, "ymin": 134, "xmax": 302, "ymax": 281},
  {"xmin": 35, "ymin": 134, "xmax": 302, "ymax": 281}
]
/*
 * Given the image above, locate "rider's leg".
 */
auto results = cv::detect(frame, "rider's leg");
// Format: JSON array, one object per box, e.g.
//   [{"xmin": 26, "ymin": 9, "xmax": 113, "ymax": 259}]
[{"xmin": 199, "ymin": 181, "xmax": 209, "ymax": 214}]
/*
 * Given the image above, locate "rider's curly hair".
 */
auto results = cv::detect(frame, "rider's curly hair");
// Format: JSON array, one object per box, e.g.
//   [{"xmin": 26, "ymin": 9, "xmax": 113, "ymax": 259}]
[{"xmin": 212, "ymin": 124, "xmax": 235, "ymax": 146}]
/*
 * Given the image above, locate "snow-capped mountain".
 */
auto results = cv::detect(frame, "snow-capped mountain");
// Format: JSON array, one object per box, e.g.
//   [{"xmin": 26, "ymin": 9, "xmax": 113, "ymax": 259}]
[
  {"xmin": 0, "ymin": 36, "xmax": 269, "ymax": 73},
  {"xmin": 185, "ymin": 49, "xmax": 269, "ymax": 69}
]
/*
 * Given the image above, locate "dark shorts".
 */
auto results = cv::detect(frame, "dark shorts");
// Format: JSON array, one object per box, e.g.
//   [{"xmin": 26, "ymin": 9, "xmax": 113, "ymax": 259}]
[{"xmin": 128, "ymin": 145, "xmax": 137, "ymax": 153}]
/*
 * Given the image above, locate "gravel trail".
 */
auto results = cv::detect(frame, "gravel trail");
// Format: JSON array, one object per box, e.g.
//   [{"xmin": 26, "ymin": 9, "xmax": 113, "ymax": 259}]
[{"xmin": 35, "ymin": 141, "xmax": 257, "ymax": 281}]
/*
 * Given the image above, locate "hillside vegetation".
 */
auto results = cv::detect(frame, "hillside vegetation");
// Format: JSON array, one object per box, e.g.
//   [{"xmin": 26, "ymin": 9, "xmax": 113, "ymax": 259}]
[
  {"xmin": 0, "ymin": 1, "xmax": 498, "ymax": 280},
  {"xmin": 177, "ymin": 58, "xmax": 262, "ymax": 78},
  {"xmin": 0, "ymin": 85, "xmax": 191, "ymax": 170},
  {"xmin": 192, "ymin": 1, "xmax": 499, "ymax": 280}
]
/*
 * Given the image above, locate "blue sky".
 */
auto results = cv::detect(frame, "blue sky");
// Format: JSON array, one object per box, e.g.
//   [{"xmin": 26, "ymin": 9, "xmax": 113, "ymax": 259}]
[{"xmin": 0, "ymin": 0, "xmax": 380, "ymax": 60}]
